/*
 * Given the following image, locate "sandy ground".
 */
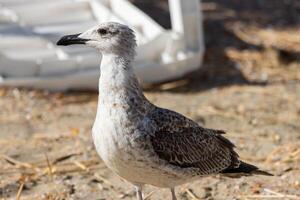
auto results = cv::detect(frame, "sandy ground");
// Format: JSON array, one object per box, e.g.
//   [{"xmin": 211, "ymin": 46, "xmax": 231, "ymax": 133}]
[{"xmin": 1, "ymin": 0, "xmax": 300, "ymax": 199}]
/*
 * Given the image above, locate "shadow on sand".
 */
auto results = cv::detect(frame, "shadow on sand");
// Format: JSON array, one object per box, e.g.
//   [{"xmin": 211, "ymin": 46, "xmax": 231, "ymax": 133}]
[{"xmin": 132, "ymin": 0, "xmax": 300, "ymax": 93}]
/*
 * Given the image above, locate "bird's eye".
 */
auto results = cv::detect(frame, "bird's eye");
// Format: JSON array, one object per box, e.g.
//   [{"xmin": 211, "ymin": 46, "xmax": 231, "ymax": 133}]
[{"xmin": 98, "ymin": 28, "xmax": 108, "ymax": 35}]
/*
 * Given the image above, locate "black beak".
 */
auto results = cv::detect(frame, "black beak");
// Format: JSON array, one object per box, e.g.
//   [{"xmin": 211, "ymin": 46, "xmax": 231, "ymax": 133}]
[{"xmin": 56, "ymin": 33, "xmax": 90, "ymax": 46}]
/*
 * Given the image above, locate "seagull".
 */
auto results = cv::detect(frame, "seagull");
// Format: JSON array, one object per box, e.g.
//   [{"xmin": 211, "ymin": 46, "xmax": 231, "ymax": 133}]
[{"xmin": 57, "ymin": 22, "xmax": 272, "ymax": 200}]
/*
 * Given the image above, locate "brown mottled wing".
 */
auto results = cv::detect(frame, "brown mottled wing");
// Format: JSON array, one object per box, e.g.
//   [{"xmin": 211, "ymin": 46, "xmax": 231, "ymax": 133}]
[{"xmin": 149, "ymin": 107, "xmax": 240, "ymax": 175}]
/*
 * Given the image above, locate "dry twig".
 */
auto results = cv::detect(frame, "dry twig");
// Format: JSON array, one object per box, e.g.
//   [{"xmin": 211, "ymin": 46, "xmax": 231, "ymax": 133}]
[
  {"xmin": 73, "ymin": 161, "xmax": 89, "ymax": 172},
  {"xmin": 16, "ymin": 182, "xmax": 24, "ymax": 200},
  {"xmin": 1, "ymin": 154, "xmax": 34, "ymax": 169},
  {"xmin": 44, "ymin": 153, "xmax": 54, "ymax": 181},
  {"xmin": 144, "ymin": 190, "xmax": 156, "ymax": 200},
  {"xmin": 52, "ymin": 153, "xmax": 81, "ymax": 165},
  {"xmin": 185, "ymin": 189, "xmax": 202, "ymax": 200}
]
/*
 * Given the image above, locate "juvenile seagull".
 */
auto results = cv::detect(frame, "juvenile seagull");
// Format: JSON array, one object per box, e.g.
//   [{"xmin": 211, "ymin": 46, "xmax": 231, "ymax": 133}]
[{"xmin": 57, "ymin": 22, "xmax": 272, "ymax": 200}]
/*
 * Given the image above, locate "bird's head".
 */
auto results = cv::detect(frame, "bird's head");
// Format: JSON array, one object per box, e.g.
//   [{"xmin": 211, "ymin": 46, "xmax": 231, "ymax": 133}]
[{"xmin": 57, "ymin": 22, "xmax": 136, "ymax": 57}]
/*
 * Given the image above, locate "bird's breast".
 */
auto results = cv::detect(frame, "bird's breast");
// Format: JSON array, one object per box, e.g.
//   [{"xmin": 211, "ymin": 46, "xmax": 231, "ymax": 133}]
[{"xmin": 92, "ymin": 104, "xmax": 144, "ymax": 173}]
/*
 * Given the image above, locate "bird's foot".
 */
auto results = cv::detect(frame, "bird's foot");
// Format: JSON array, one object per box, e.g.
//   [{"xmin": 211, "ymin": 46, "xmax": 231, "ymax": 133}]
[
  {"xmin": 171, "ymin": 188, "xmax": 177, "ymax": 200},
  {"xmin": 135, "ymin": 185, "xmax": 143, "ymax": 200}
]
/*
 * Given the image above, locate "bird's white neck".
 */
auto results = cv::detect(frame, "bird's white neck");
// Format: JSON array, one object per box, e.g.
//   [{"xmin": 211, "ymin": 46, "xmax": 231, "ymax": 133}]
[
  {"xmin": 97, "ymin": 53, "xmax": 149, "ymax": 115},
  {"xmin": 99, "ymin": 53, "xmax": 134, "ymax": 89}
]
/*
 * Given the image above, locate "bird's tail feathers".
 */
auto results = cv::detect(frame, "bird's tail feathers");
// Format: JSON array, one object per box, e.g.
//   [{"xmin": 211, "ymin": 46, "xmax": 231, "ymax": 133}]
[
  {"xmin": 221, "ymin": 161, "xmax": 273, "ymax": 177},
  {"xmin": 251, "ymin": 169, "xmax": 273, "ymax": 176}
]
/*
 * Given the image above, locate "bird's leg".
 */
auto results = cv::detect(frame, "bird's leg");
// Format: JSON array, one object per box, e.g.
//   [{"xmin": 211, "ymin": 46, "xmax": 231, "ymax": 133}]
[
  {"xmin": 171, "ymin": 188, "xmax": 177, "ymax": 200},
  {"xmin": 135, "ymin": 185, "xmax": 143, "ymax": 200}
]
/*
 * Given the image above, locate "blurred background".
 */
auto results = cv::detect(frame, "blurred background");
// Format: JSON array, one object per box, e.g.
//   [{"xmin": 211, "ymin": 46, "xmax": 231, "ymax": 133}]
[{"xmin": 1, "ymin": 0, "xmax": 300, "ymax": 199}]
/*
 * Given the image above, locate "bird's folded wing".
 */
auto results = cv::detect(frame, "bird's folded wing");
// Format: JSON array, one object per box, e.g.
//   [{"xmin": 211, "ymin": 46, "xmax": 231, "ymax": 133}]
[{"xmin": 148, "ymin": 107, "xmax": 240, "ymax": 175}]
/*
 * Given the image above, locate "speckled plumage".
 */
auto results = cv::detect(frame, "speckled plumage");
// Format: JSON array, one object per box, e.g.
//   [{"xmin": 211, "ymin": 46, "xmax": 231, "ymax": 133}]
[
  {"xmin": 148, "ymin": 107, "xmax": 240, "ymax": 174},
  {"xmin": 57, "ymin": 22, "xmax": 272, "ymax": 200}
]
